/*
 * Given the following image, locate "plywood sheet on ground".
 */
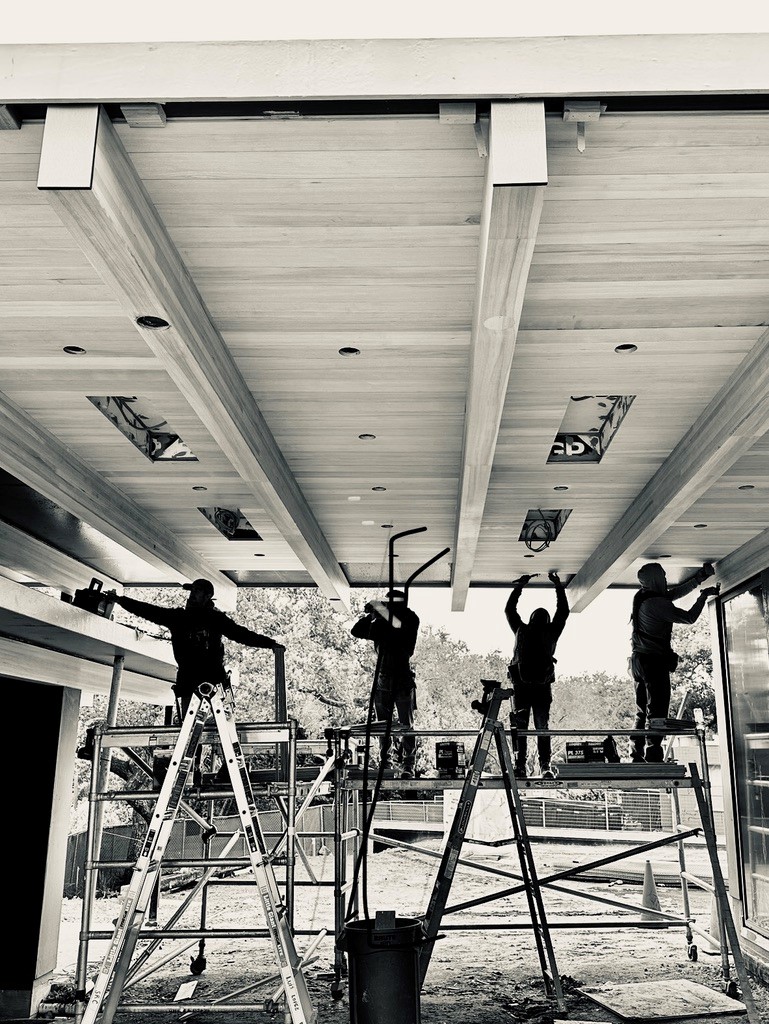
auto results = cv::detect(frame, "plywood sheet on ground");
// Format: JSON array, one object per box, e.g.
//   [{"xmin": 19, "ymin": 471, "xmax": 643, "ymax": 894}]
[{"xmin": 580, "ymin": 979, "xmax": 746, "ymax": 1019}]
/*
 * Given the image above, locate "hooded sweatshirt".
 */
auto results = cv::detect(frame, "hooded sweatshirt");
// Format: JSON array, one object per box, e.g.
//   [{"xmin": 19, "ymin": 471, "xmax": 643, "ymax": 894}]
[
  {"xmin": 505, "ymin": 579, "xmax": 569, "ymax": 685},
  {"xmin": 631, "ymin": 563, "xmax": 711, "ymax": 658}
]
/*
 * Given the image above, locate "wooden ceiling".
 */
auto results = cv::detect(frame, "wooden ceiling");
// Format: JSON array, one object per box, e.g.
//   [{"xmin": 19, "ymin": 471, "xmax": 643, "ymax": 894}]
[{"xmin": 2, "ymin": 79, "xmax": 769, "ymax": 611}]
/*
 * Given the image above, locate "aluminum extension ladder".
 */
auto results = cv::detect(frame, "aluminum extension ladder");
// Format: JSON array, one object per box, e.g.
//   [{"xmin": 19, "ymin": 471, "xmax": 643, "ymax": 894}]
[
  {"xmin": 77, "ymin": 681, "xmax": 317, "ymax": 1024},
  {"xmin": 419, "ymin": 680, "xmax": 566, "ymax": 1013}
]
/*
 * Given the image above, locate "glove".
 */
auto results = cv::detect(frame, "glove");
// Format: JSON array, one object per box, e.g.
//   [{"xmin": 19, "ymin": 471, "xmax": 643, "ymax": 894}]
[
  {"xmin": 701, "ymin": 586, "xmax": 720, "ymax": 599},
  {"xmin": 548, "ymin": 571, "xmax": 561, "ymax": 585},
  {"xmin": 513, "ymin": 574, "xmax": 535, "ymax": 587},
  {"xmin": 699, "ymin": 562, "xmax": 715, "ymax": 581}
]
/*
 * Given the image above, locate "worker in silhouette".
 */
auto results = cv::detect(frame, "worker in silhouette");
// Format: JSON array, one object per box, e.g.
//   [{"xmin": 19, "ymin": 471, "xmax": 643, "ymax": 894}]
[
  {"xmin": 111, "ymin": 578, "xmax": 284, "ymax": 716},
  {"xmin": 351, "ymin": 590, "xmax": 421, "ymax": 779},
  {"xmin": 629, "ymin": 561, "xmax": 718, "ymax": 763},
  {"xmin": 505, "ymin": 571, "xmax": 569, "ymax": 779}
]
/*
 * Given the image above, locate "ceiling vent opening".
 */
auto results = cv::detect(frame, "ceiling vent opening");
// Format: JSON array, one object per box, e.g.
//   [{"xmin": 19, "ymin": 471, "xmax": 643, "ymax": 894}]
[
  {"xmin": 199, "ymin": 507, "xmax": 262, "ymax": 541},
  {"xmin": 88, "ymin": 396, "xmax": 198, "ymax": 462},
  {"xmin": 548, "ymin": 395, "xmax": 635, "ymax": 464},
  {"xmin": 519, "ymin": 508, "xmax": 572, "ymax": 552}
]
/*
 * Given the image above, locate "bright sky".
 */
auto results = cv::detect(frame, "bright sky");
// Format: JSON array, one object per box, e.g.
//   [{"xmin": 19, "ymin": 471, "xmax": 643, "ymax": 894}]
[
  {"xmin": 408, "ymin": 586, "xmax": 634, "ymax": 678},
  {"xmin": 4, "ymin": 2, "xmax": 769, "ymax": 43}
]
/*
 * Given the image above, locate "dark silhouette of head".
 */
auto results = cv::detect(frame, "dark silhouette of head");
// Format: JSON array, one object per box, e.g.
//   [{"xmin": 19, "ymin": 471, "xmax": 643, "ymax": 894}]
[
  {"xmin": 637, "ymin": 562, "xmax": 667, "ymax": 593},
  {"xmin": 529, "ymin": 607, "xmax": 551, "ymax": 628},
  {"xmin": 183, "ymin": 578, "xmax": 215, "ymax": 610}
]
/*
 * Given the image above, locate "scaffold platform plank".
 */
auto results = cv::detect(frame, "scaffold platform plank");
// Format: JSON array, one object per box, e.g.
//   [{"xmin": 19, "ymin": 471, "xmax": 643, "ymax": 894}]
[{"xmin": 580, "ymin": 978, "xmax": 747, "ymax": 1019}]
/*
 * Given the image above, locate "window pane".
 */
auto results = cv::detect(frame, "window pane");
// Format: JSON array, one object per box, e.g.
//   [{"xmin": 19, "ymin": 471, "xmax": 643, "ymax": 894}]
[{"xmin": 723, "ymin": 585, "xmax": 769, "ymax": 937}]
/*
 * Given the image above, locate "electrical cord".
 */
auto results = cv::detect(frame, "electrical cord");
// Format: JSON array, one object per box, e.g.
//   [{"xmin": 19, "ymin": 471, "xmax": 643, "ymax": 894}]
[
  {"xmin": 344, "ymin": 644, "xmax": 395, "ymax": 925},
  {"xmin": 521, "ymin": 510, "xmax": 557, "ymax": 552}
]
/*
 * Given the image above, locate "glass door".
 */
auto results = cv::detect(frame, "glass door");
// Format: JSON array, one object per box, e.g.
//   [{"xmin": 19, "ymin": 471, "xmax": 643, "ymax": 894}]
[{"xmin": 722, "ymin": 579, "xmax": 769, "ymax": 937}]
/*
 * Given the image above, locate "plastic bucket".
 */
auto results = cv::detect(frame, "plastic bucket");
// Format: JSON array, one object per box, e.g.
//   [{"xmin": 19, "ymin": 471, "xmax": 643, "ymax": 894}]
[{"xmin": 340, "ymin": 917, "xmax": 423, "ymax": 1024}]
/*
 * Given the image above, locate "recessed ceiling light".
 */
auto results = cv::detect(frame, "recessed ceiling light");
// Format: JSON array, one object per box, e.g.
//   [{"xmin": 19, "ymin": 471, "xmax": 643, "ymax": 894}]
[
  {"xmin": 136, "ymin": 315, "xmax": 170, "ymax": 329},
  {"xmin": 254, "ymin": 552, "xmax": 265, "ymax": 557},
  {"xmin": 358, "ymin": 433, "xmax": 376, "ymax": 440},
  {"xmin": 738, "ymin": 484, "xmax": 755, "ymax": 491},
  {"xmin": 372, "ymin": 486, "xmax": 387, "ymax": 492},
  {"xmin": 362, "ymin": 520, "xmax": 375, "ymax": 526},
  {"xmin": 63, "ymin": 345, "xmax": 86, "ymax": 355},
  {"xmin": 339, "ymin": 347, "xmax": 361, "ymax": 357},
  {"xmin": 381, "ymin": 523, "xmax": 393, "ymax": 529},
  {"xmin": 693, "ymin": 523, "xmax": 708, "ymax": 529},
  {"xmin": 614, "ymin": 343, "xmax": 638, "ymax": 354},
  {"xmin": 656, "ymin": 554, "xmax": 672, "ymax": 559},
  {"xmin": 524, "ymin": 554, "xmax": 535, "ymax": 559},
  {"xmin": 192, "ymin": 485, "xmax": 208, "ymax": 492},
  {"xmin": 348, "ymin": 496, "xmax": 361, "ymax": 502},
  {"xmin": 553, "ymin": 485, "xmax": 569, "ymax": 492}
]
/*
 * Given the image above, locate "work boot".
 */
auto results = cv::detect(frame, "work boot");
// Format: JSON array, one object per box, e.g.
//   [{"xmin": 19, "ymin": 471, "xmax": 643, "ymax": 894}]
[
  {"xmin": 540, "ymin": 765, "xmax": 556, "ymax": 780},
  {"xmin": 400, "ymin": 767, "xmax": 415, "ymax": 779}
]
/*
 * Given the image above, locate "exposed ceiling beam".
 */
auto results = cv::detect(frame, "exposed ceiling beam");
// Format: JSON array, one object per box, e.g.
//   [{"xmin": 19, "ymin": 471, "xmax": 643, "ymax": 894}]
[
  {"xmin": 451, "ymin": 101, "xmax": 546, "ymax": 611},
  {"xmin": 0, "ymin": 389, "xmax": 235, "ymax": 601},
  {"xmin": 710, "ymin": 526, "xmax": 769, "ymax": 596},
  {"xmin": 0, "ymin": 573, "xmax": 177, "ymax": 692},
  {"xmin": 568, "ymin": 325, "xmax": 769, "ymax": 612},
  {"xmin": 38, "ymin": 105, "xmax": 350, "ymax": 610},
  {"xmin": 0, "ymin": 520, "xmax": 123, "ymax": 597},
  {"xmin": 0, "ymin": 637, "xmax": 169, "ymax": 703},
  {"xmin": 3, "ymin": 36, "xmax": 769, "ymax": 102}
]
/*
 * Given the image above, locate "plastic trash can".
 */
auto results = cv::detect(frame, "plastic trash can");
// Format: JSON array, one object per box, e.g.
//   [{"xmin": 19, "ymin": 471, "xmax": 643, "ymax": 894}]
[{"xmin": 339, "ymin": 916, "xmax": 423, "ymax": 1024}]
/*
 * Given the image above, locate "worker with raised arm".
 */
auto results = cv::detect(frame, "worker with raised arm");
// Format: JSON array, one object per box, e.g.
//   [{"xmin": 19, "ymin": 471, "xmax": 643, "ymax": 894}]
[
  {"xmin": 351, "ymin": 589, "xmax": 421, "ymax": 779},
  {"xmin": 629, "ymin": 561, "xmax": 718, "ymax": 763},
  {"xmin": 505, "ymin": 571, "xmax": 570, "ymax": 779},
  {"xmin": 110, "ymin": 578, "xmax": 284, "ymax": 716}
]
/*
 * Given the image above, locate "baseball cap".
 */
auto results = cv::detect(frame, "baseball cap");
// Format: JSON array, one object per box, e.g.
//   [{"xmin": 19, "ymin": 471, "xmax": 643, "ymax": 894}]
[{"xmin": 182, "ymin": 578, "xmax": 215, "ymax": 597}]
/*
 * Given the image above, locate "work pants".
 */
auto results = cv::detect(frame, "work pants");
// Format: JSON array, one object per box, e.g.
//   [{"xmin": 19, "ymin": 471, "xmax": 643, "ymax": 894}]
[
  {"xmin": 512, "ymin": 681, "xmax": 553, "ymax": 772},
  {"xmin": 629, "ymin": 653, "xmax": 671, "ymax": 762},
  {"xmin": 374, "ymin": 686, "xmax": 417, "ymax": 770}
]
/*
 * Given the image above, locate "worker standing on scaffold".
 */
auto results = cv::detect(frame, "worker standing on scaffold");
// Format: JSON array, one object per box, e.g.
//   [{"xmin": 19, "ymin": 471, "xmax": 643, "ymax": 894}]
[
  {"xmin": 110, "ymin": 578, "xmax": 285, "ymax": 716},
  {"xmin": 351, "ymin": 589, "xmax": 421, "ymax": 779},
  {"xmin": 505, "ymin": 571, "xmax": 569, "ymax": 780}
]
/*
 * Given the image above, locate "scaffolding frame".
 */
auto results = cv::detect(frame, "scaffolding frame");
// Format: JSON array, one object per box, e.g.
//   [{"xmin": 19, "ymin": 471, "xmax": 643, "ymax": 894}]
[
  {"xmin": 328, "ymin": 718, "xmax": 759, "ymax": 1019},
  {"xmin": 75, "ymin": 715, "xmax": 343, "ymax": 1020}
]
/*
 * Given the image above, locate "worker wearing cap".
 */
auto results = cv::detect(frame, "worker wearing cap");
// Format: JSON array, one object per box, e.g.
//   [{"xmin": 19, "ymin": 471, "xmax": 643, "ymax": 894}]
[
  {"xmin": 111, "ymin": 578, "xmax": 284, "ymax": 715},
  {"xmin": 351, "ymin": 590, "xmax": 420, "ymax": 778},
  {"xmin": 629, "ymin": 561, "xmax": 719, "ymax": 763}
]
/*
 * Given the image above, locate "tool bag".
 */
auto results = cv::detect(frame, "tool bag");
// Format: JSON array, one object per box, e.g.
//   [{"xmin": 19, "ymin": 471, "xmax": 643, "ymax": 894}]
[{"xmin": 73, "ymin": 577, "xmax": 116, "ymax": 618}]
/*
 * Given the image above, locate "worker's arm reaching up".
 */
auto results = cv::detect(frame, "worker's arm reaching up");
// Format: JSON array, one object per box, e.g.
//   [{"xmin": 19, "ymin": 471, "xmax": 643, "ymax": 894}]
[
  {"xmin": 548, "ymin": 571, "xmax": 570, "ymax": 639},
  {"xmin": 505, "ymin": 575, "xmax": 535, "ymax": 633}
]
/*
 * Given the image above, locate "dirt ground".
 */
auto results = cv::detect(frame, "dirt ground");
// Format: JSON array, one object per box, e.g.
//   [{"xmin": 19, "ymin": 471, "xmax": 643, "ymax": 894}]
[{"xmin": 54, "ymin": 840, "xmax": 769, "ymax": 1024}]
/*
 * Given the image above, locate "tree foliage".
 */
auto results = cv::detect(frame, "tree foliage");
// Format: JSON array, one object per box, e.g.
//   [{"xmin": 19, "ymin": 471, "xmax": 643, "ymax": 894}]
[
  {"xmin": 72, "ymin": 585, "xmax": 718, "ymax": 827},
  {"xmin": 671, "ymin": 613, "xmax": 717, "ymax": 730}
]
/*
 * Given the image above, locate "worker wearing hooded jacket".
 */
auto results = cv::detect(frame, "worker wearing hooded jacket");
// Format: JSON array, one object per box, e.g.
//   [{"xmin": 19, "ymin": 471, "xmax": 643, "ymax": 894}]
[
  {"xmin": 111, "ymin": 578, "xmax": 284, "ymax": 715},
  {"xmin": 506, "ymin": 571, "xmax": 569, "ymax": 779},
  {"xmin": 629, "ymin": 561, "xmax": 718, "ymax": 763}
]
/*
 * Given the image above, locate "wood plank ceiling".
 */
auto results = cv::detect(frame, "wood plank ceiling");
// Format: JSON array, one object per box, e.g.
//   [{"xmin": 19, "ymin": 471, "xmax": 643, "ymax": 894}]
[{"xmin": 2, "ymin": 107, "xmax": 769, "ymax": 608}]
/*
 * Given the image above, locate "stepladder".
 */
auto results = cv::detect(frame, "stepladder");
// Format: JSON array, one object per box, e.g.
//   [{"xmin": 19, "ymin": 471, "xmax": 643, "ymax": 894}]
[
  {"xmin": 78, "ymin": 681, "xmax": 317, "ymax": 1024},
  {"xmin": 419, "ymin": 680, "xmax": 566, "ymax": 1013}
]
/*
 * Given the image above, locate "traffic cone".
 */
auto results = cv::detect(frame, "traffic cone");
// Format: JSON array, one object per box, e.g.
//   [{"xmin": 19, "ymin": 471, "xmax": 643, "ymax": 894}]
[{"xmin": 641, "ymin": 860, "xmax": 662, "ymax": 919}]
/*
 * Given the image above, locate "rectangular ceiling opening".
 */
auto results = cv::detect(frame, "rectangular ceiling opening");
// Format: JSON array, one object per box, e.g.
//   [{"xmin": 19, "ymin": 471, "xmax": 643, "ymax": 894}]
[
  {"xmin": 199, "ymin": 507, "xmax": 262, "ymax": 541},
  {"xmin": 519, "ymin": 508, "xmax": 571, "ymax": 551},
  {"xmin": 88, "ymin": 396, "xmax": 198, "ymax": 462},
  {"xmin": 548, "ymin": 395, "xmax": 635, "ymax": 464}
]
